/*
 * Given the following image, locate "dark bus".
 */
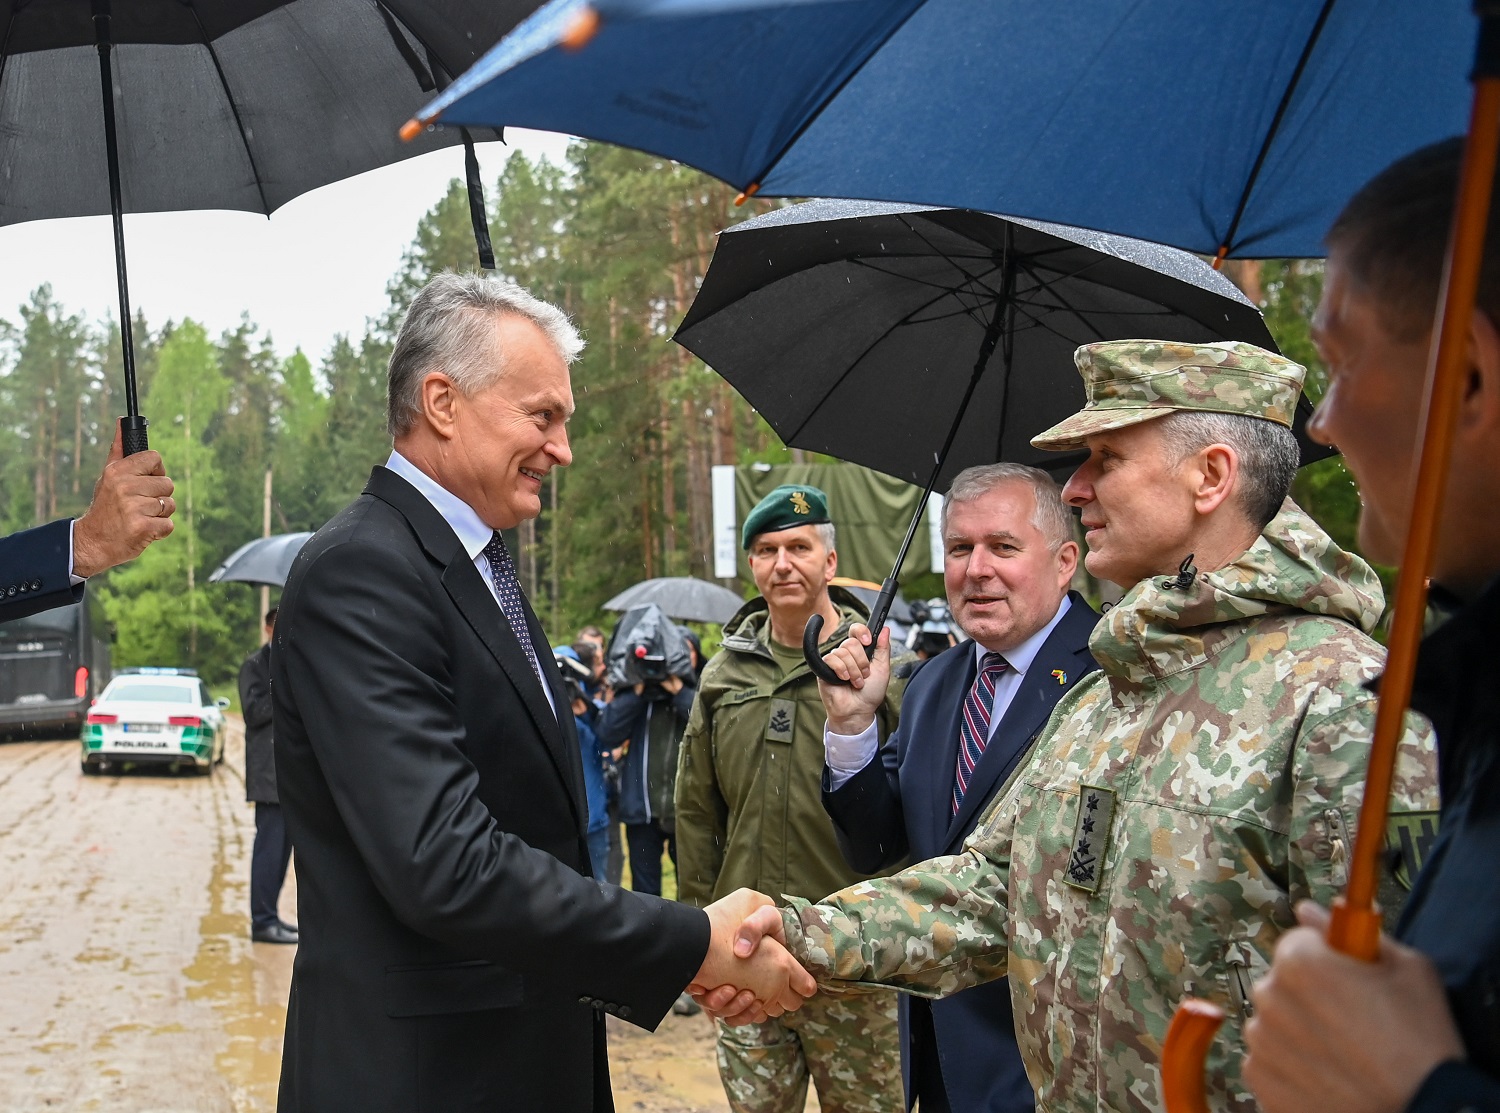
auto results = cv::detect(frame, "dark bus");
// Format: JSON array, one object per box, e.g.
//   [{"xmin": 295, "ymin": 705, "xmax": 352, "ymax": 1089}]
[{"xmin": 0, "ymin": 595, "xmax": 112, "ymax": 738}]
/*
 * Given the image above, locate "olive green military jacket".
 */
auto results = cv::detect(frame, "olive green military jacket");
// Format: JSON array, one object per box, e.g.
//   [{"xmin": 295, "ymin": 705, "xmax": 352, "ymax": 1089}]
[
  {"xmin": 675, "ymin": 587, "xmax": 908, "ymax": 909},
  {"xmin": 781, "ymin": 503, "xmax": 1440, "ymax": 1113}
]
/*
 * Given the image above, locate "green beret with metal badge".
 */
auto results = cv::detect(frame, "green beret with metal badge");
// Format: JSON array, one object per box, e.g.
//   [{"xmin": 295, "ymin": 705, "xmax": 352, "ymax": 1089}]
[
  {"xmin": 1030, "ymin": 339, "xmax": 1307, "ymax": 451},
  {"xmin": 741, "ymin": 484, "xmax": 832, "ymax": 548}
]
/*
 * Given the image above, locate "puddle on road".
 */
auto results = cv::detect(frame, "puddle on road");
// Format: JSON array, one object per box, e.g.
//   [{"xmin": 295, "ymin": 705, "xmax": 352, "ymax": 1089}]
[{"xmin": 182, "ymin": 779, "xmax": 287, "ymax": 1112}]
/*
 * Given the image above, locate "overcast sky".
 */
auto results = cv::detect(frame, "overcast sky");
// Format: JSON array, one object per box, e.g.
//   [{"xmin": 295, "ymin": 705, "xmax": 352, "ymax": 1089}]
[{"xmin": 0, "ymin": 128, "xmax": 574, "ymax": 365}]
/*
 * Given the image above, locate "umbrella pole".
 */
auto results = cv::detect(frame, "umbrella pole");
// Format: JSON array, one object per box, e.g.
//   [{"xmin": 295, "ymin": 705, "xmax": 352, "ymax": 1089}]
[
  {"xmin": 804, "ymin": 244, "xmax": 1014, "ymax": 681},
  {"xmin": 91, "ymin": 0, "xmax": 149, "ymax": 456},
  {"xmin": 1159, "ymin": 6, "xmax": 1500, "ymax": 1110}
]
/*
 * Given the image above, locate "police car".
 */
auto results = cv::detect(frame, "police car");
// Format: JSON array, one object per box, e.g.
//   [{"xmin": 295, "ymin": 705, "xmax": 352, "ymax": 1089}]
[{"xmin": 80, "ymin": 668, "xmax": 229, "ymax": 776}]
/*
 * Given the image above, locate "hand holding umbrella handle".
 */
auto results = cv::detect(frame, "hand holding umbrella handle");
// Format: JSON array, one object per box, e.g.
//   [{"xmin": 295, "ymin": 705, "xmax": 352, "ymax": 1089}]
[
  {"xmin": 121, "ymin": 414, "xmax": 149, "ymax": 457},
  {"xmin": 802, "ymin": 577, "xmax": 897, "ymax": 684},
  {"xmin": 1160, "ymin": 10, "xmax": 1500, "ymax": 1109}
]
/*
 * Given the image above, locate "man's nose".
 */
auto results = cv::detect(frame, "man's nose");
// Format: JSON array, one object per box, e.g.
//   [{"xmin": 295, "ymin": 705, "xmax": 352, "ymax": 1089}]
[
  {"xmin": 1306, "ymin": 395, "xmax": 1335, "ymax": 447},
  {"xmin": 548, "ymin": 426, "xmax": 573, "ymax": 467},
  {"xmin": 963, "ymin": 546, "xmax": 995, "ymax": 581},
  {"xmin": 1061, "ymin": 465, "xmax": 1093, "ymax": 508}
]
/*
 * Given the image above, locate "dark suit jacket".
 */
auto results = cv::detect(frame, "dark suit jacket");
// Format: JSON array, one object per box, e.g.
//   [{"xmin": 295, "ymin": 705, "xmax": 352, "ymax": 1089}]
[
  {"xmin": 239, "ymin": 642, "xmax": 277, "ymax": 804},
  {"xmin": 272, "ymin": 467, "xmax": 710, "ymax": 1113},
  {"xmin": 0, "ymin": 519, "xmax": 83, "ymax": 621},
  {"xmin": 822, "ymin": 592, "xmax": 1099, "ymax": 1113}
]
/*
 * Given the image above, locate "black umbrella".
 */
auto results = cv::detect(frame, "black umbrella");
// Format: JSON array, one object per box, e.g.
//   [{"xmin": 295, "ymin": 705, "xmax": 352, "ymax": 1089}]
[
  {"xmin": 674, "ymin": 200, "xmax": 1323, "ymax": 680},
  {"xmin": 2, "ymin": 0, "xmax": 539, "ymax": 452},
  {"xmin": 602, "ymin": 577, "xmax": 745, "ymax": 625},
  {"xmin": 208, "ymin": 532, "xmax": 313, "ymax": 589}
]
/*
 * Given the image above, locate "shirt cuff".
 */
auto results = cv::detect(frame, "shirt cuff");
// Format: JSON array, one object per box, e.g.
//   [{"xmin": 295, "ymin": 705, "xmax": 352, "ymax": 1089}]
[
  {"xmin": 824, "ymin": 719, "xmax": 880, "ymax": 789},
  {"xmin": 68, "ymin": 519, "xmax": 84, "ymax": 585}
]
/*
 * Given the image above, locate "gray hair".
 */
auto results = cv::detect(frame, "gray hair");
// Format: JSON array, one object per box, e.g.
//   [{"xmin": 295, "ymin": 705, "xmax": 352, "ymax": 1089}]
[
  {"xmin": 1155, "ymin": 411, "xmax": 1299, "ymax": 528},
  {"xmin": 747, "ymin": 520, "xmax": 837, "ymax": 551},
  {"xmin": 387, "ymin": 272, "xmax": 584, "ymax": 436},
  {"xmin": 941, "ymin": 463, "xmax": 1073, "ymax": 550}
]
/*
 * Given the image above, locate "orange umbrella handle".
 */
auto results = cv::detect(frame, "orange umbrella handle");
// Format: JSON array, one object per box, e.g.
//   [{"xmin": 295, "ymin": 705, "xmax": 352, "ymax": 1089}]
[
  {"xmin": 1160, "ymin": 999, "xmax": 1227, "ymax": 1113},
  {"xmin": 1161, "ymin": 12, "xmax": 1500, "ymax": 1109}
]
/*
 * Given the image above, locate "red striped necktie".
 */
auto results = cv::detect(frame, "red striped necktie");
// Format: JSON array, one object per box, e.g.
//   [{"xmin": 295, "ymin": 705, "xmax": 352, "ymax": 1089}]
[{"xmin": 953, "ymin": 652, "xmax": 1009, "ymax": 814}]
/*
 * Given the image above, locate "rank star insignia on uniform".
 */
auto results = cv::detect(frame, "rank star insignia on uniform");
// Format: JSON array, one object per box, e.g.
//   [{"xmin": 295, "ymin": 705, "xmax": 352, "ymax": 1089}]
[
  {"xmin": 1065, "ymin": 785, "xmax": 1116, "ymax": 893},
  {"xmin": 765, "ymin": 697, "xmax": 796, "ymax": 743}
]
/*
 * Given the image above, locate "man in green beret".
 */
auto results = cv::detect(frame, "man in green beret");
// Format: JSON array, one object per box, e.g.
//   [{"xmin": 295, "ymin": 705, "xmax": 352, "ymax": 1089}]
[
  {"xmin": 708, "ymin": 341, "xmax": 1439, "ymax": 1112},
  {"xmin": 675, "ymin": 483, "xmax": 908, "ymax": 1113}
]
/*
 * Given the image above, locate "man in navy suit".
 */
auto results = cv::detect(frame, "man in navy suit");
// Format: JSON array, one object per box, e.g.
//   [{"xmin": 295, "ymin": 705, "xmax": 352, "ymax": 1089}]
[
  {"xmin": 815, "ymin": 463, "xmax": 1099, "ymax": 1112},
  {"xmin": 0, "ymin": 419, "xmax": 175, "ymax": 621}
]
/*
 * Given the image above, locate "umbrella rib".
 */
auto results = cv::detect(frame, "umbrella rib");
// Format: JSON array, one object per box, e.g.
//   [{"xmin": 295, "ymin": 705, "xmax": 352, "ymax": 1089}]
[
  {"xmin": 1004, "ymin": 258, "xmax": 1116, "ymax": 344},
  {"xmin": 185, "ymin": 1, "xmax": 271, "ymax": 215},
  {"xmin": 737, "ymin": 3, "xmax": 928, "ymax": 193},
  {"xmin": 781, "ymin": 281, "xmax": 989, "ymax": 444},
  {"xmin": 1215, "ymin": 0, "xmax": 1338, "ymax": 258},
  {"xmin": 845, "ymin": 256, "xmax": 1007, "ymax": 319},
  {"xmin": 0, "ymin": 5, "xmax": 18, "ymax": 105}
]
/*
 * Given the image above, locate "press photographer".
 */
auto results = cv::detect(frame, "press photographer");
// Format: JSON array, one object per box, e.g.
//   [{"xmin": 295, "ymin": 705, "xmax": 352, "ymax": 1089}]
[{"xmin": 597, "ymin": 603, "xmax": 699, "ymax": 900}]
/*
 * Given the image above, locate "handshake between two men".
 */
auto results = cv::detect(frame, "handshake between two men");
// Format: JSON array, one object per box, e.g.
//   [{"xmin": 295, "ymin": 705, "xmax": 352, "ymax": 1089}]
[
  {"xmin": 685, "ymin": 619, "xmax": 899, "ymax": 1026},
  {"xmin": 692, "ymin": 889, "xmax": 816, "ymax": 1025}
]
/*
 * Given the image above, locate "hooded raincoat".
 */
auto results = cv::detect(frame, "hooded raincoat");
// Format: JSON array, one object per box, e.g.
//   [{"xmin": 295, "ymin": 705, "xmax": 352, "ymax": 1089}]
[{"xmin": 781, "ymin": 502, "xmax": 1439, "ymax": 1113}]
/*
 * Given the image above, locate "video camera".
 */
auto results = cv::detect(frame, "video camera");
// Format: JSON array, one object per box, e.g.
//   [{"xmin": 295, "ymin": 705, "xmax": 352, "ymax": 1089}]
[{"xmin": 604, "ymin": 603, "xmax": 695, "ymax": 690}]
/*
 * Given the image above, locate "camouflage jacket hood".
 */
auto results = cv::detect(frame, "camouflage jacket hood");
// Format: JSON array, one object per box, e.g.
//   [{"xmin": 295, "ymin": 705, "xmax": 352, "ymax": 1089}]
[
  {"xmin": 781, "ymin": 501, "xmax": 1439, "ymax": 1113},
  {"xmin": 1094, "ymin": 499, "xmax": 1386, "ymax": 690}
]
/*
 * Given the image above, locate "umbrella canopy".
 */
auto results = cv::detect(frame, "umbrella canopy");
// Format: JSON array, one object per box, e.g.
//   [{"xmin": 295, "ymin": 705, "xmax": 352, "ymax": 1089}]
[
  {"xmin": 208, "ymin": 532, "xmax": 314, "ymax": 589},
  {"xmin": 412, "ymin": 0, "xmax": 1472, "ymax": 259},
  {"xmin": 602, "ymin": 577, "xmax": 744, "ymax": 624},
  {"xmin": 0, "ymin": 0, "xmax": 535, "ymax": 226},
  {"xmin": 4, "ymin": 0, "xmax": 539, "ymax": 452},
  {"xmin": 675, "ymin": 199, "xmax": 1329, "ymax": 489}
]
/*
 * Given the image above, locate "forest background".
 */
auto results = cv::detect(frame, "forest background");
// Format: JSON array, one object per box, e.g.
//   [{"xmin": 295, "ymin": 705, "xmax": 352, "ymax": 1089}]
[{"xmin": 0, "ymin": 140, "xmax": 1352, "ymax": 690}]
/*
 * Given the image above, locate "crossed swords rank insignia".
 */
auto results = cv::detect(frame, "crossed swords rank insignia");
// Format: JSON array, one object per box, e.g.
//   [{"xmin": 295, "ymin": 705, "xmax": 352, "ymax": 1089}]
[{"xmin": 1064, "ymin": 784, "xmax": 1117, "ymax": 893}]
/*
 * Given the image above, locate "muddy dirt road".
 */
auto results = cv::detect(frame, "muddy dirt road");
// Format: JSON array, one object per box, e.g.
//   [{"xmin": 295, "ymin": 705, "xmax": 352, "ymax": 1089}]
[{"xmin": 0, "ymin": 723, "xmax": 778, "ymax": 1113}]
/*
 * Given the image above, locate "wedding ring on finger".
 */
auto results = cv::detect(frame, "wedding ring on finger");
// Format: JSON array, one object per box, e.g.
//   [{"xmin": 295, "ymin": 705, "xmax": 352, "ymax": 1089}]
[{"xmin": 157, "ymin": 497, "xmax": 166, "ymax": 517}]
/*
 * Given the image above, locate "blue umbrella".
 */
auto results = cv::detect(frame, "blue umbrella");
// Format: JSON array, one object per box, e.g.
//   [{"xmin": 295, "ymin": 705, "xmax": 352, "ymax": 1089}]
[{"xmin": 408, "ymin": 0, "xmax": 1473, "ymax": 259}]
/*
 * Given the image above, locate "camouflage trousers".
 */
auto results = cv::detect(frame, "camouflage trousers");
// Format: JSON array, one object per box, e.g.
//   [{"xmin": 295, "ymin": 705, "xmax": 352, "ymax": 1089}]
[{"xmin": 714, "ymin": 989, "xmax": 903, "ymax": 1113}]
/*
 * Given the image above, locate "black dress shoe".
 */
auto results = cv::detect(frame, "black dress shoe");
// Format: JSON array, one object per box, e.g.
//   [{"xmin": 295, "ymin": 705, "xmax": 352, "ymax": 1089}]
[{"xmin": 252, "ymin": 922, "xmax": 300, "ymax": 944}]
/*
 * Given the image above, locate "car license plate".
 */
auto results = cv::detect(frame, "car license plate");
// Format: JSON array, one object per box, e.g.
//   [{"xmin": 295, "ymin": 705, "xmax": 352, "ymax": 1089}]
[{"xmin": 122, "ymin": 722, "xmax": 166, "ymax": 734}]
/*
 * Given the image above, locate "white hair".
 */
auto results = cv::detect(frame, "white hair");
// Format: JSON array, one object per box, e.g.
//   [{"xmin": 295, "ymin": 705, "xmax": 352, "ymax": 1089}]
[
  {"xmin": 387, "ymin": 272, "xmax": 584, "ymax": 436},
  {"xmin": 941, "ymin": 463, "xmax": 1073, "ymax": 549}
]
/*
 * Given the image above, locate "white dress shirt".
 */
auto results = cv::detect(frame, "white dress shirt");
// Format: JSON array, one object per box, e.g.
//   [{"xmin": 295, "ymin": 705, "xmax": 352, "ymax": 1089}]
[
  {"xmin": 385, "ymin": 450, "xmax": 555, "ymax": 716},
  {"xmin": 824, "ymin": 594, "xmax": 1072, "ymax": 789}
]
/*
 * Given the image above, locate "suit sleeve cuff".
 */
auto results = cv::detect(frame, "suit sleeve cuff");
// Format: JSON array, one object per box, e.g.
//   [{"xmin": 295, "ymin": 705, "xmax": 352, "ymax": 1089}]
[{"xmin": 1407, "ymin": 1060, "xmax": 1500, "ymax": 1112}]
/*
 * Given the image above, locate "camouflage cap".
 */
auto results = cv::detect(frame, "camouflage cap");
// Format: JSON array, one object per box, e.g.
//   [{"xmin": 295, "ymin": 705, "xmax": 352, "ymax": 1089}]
[
  {"xmin": 742, "ymin": 484, "xmax": 831, "ymax": 548},
  {"xmin": 1030, "ymin": 339, "xmax": 1306, "ymax": 451}
]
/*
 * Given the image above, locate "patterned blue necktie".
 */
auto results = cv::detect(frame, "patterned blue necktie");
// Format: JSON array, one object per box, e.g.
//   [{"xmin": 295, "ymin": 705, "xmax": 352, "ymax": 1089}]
[
  {"xmin": 953, "ymin": 652, "xmax": 1009, "ymax": 814},
  {"xmin": 483, "ymin": 531, "xmax": 542, "ymax": 683}
]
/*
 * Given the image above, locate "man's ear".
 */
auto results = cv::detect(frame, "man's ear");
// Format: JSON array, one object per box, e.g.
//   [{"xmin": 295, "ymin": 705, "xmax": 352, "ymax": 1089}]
[
  {"xmin": 420, "ymin": 372, "xmax": 461, "ymax": 438},
  {"xmin": 1462, "ymin": 309, "xmax": 1500, "ymax": 437},
  {"xmin": 1190, "ymin": 443, "xmax": 1240, "ymax": 516},
  {"xmin": 1055, "ymin": 539, "xmax": 1080, "ymax": 586}
]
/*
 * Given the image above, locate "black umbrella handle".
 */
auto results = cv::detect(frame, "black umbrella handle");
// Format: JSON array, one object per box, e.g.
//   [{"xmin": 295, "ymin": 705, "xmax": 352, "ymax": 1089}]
[
  {"xmin": 803, "ymin": 576, "xmax": 898, "ymax": 685},
  {"xmin": 121, "ymin": 414, "xmax": 149, "ymax": 456}
]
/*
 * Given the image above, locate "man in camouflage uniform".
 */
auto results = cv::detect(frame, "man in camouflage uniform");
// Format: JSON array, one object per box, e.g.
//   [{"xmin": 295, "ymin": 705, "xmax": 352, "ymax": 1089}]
[
  {"xmin": 714, "ymin": 341, "xmax": 1439, "ymax": 1112},
  {"xmin": 676, "ymin": 484, "xmax": 907, "ymax": 1113}
]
